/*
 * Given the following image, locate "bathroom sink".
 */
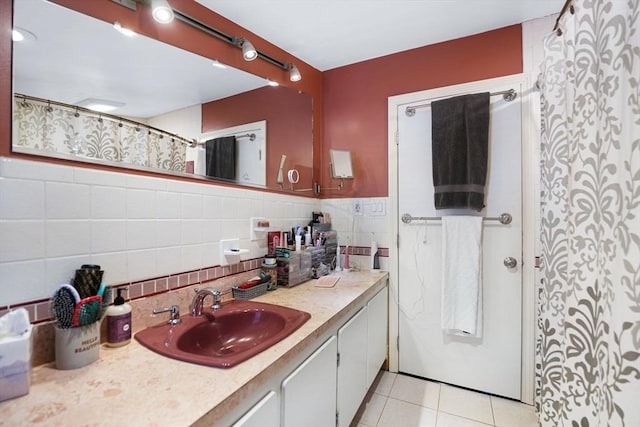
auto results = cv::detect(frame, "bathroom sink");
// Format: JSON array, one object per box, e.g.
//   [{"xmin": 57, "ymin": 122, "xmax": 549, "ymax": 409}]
[{"xmin": 134, "ymin": 299, "xmax": 311, "ymax": 368}]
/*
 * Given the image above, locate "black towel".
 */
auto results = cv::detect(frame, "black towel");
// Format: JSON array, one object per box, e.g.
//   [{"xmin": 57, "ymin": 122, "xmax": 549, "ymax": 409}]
[
  {"xmin": 205, "ymin": 136, "xmax": 236, "ymax": 180},
  {"xmin": 431, "ymin": 92, "xmax": 490, "ymax": 211}
]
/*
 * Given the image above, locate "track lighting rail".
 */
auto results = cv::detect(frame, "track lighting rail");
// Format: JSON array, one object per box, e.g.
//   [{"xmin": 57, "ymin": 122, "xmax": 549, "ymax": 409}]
[{"xmin": 167, "ymin": 5, "xmax": 299, "ymax": 78}]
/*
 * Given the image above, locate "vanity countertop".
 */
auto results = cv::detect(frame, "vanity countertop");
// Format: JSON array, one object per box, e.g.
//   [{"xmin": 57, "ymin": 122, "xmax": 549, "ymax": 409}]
[{"xmin": 0, "ymin": 270, "xmax": 388, "ymax": 426}]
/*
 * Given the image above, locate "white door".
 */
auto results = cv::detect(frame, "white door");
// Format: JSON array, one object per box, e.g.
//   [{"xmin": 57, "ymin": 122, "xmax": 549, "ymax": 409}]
[{"xmin": 397, "ymin": 80, "xmax": 522, "ymax": 399}]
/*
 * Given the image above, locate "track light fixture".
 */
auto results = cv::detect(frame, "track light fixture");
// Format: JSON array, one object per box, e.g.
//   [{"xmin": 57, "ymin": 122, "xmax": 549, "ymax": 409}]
[
  {"xmin": 288, "ymin": 64, "xmax": 302, "ymax": 82},
  {"xmin": 151, "ymin": 0, "xmax": 174, "ymax": 24},
  {"xmin": 165, "ymin": 8, "xmax": 301, "ymax": 81},
  {"xmin": 240, "ymin": 39, "xmax": 258, "ymax": 61}
]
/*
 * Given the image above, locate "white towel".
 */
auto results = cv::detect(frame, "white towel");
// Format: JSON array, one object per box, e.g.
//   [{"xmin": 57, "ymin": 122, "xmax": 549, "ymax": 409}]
[{"xmin": 441, "ymin": 216, "xmax": 483, "ymax": 337}]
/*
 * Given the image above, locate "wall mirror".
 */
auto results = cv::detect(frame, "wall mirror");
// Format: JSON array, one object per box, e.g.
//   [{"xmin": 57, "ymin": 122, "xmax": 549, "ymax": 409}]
[{"xmin": 11, "ymin": 0, "xmax": 313, "ymax": 191}]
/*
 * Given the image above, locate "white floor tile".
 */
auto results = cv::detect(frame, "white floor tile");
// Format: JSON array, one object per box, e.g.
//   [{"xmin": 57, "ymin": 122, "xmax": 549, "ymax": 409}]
[
  {"xmin": 354, "ymin": 392, "xmax": 387, "ymax": 426},
  {"xmin": 438, "ymin": 385, "xmax": 494, "ymax": 425},
  {"xmin": 373, "ymin": 370, "xmax": 397, "ymax": 396},
  {"xmin": 491, "ymin": 396, "xmax": 538, "ymax": 427},
  {"xmin": 436, "ymin": 412, "xmax": 493, "ymax": 427},
  {"xmin": 389, "ymin": 374, "xmax": 440, "ymax": 409},
  {"xmin": 378, "ymin": 398, "xmax": 438, "ymax": 427}
]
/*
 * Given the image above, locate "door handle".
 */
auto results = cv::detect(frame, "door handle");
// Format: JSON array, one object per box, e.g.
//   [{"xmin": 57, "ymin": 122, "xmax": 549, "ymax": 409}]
[{"xmin": 503, "ymin": 257, "xmax": 518, "ymax": 269}]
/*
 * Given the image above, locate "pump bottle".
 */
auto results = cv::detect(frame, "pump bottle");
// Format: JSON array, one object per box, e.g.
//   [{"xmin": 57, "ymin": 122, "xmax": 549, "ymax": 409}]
[{"xmin": 105, "ymin": 288, "xmax": 132, "ymax": 347}]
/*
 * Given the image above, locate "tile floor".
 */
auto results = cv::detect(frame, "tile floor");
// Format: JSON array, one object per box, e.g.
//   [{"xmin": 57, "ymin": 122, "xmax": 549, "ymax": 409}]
[{"xmin": 351, "ymin": 372, "xmax": 539, "ymax": 427}]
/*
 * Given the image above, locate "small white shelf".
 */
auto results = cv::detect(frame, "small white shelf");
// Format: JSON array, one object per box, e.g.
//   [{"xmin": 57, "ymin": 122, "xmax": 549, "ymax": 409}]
[
  {"xmin": 220, "ymin": 238, "xmax": 248, "ymax": 266},
  {"xmin": 250, "ymin": 217, "xmax": 272, "ymax": 241}
]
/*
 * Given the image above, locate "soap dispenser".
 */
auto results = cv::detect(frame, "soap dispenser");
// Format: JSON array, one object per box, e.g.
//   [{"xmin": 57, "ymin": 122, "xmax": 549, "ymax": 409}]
[{"xmin": 105, "ymin": 288, "xmax": 132, "ymax": 347}]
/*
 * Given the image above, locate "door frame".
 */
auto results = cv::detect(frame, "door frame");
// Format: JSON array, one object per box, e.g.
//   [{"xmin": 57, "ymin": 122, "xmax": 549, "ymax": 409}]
[{"xmin": 386, "ymin": 73, "xmax": 538, "ymax": 404}]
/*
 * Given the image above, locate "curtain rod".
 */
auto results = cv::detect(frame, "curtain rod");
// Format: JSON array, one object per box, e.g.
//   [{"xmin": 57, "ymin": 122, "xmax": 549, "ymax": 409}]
[
  {"xmin": 553, "ymin": 0, "xmax": 573, "ymax": 32},
  {"xmin": 404, "ymin": 88, "xmax": 517, "ymax": 117},
  {"xmin": 15, "ymin": 93, "xmax": 197, "ymax": 146}
]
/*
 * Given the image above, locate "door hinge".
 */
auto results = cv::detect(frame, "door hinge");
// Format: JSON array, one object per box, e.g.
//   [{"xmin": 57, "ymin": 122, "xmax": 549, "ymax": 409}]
[
  {"xmin": 395, "ymin": 130, "xmax": 399, "ymax": 145},
  {"xmin": 337, "ymin": 352, "xmax": 340, "ymax": 367},
  {"xmin": 336, "ymin": 411, "xmax": 339, "ymax": 427},
  {"xmin": 396, "ymin": 233, "xmax": 400, "ymax": 249},
  {"xmin": 397, "ymin": 335, "xmax": 400, "ymax": 351}
]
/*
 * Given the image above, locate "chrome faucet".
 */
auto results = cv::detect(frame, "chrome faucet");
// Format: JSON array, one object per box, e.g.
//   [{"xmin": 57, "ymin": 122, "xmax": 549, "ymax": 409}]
[
  {"xmin": 152, "ymin": 304, "xmax": 182, "ymax": 325},
  {"xmin": 191, "ymin": 288, "xmax": 224, "ymax": 316}
]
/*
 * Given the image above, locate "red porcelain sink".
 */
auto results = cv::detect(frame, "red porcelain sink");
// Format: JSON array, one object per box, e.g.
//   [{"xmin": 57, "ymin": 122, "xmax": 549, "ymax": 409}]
[{"xmin": 134, "ymin": 299, "xmax": 311, "ymax": 368}]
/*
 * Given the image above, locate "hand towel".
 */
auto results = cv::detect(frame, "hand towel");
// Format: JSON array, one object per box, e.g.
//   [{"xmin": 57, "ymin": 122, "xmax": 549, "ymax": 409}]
[
  {"xmin": 431, "ymin": 93, "xmax": 490, "ymax": 211},
  {"xmin": 205, "ymin": 136, "xmax": 236, "ymax": 180},
  {"xmin": 441, "ymin": 216, "xmax": 483, "ymax": 337}
]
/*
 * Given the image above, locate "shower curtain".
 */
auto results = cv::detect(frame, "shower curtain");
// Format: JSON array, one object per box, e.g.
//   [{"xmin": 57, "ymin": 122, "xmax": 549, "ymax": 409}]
[
  {"xmin": 13, "ymin": 97, "xmax": 186, "ymax": 172},
  {"xmin": 537, "ymin": 1, "xmax": 640, "ymax": 426}
]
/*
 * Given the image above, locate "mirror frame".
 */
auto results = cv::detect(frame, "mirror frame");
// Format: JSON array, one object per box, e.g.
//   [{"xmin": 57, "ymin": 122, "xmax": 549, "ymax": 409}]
[{"xmin": 1, "ymin": 0, "xmax": 324, "ymax": 196}]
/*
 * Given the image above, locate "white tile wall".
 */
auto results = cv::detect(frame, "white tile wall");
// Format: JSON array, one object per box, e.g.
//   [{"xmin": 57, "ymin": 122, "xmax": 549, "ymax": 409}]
[
  {"xmin": 0, "ymin": 178, "xmax": 45, "ymax": 219},
  {"xmin": 46, "ymin": 182, "xmax": 91, "ymax": 219},
  {"xmin": 320, "ymin": 197, "xmax": 391, "ymax": 272},
  {"xmin": 0, "ymin": 157, "xmax": 320, "ymax": 307},
  {"xmin": 320, "ymin": 197, "xmax": 391, "ymax": 248},
  {"xmin": 0, "ymin": 220, "xmax": 44, "ymax": 261}
]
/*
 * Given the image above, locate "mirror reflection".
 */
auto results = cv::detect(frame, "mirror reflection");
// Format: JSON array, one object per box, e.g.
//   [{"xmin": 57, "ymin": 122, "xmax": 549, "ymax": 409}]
[{"xmin": 12, "ymin": 0, "xmax": 313, "ymax": 190}]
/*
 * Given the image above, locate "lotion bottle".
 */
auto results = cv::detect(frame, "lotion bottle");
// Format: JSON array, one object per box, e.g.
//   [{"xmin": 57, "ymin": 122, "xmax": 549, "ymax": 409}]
[
  {"xmin": 370, "ymin": 234, "xmax": 380, "ymax": 272},
  {"xmin": 105, "ymin": 288, "xmax": 132, "ymax": 347}
]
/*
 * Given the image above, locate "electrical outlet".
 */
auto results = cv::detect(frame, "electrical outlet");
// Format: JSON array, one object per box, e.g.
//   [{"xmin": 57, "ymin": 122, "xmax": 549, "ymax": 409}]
[{"xmin": 353, "ymin": 199, "xmax": 363, "ymax": 215}]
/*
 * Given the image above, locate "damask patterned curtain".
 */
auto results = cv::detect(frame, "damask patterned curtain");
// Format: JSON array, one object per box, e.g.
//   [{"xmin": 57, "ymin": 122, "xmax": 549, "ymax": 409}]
[
  {"xmin": 537, "ymin": 1, "xmax": 640, "ymax": 426},
  {"xmin": 12, "ymin": 97, "xmax": 186, "ymax": 173}
]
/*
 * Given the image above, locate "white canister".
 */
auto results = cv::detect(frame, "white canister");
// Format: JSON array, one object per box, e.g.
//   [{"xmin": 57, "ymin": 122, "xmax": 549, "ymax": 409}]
[{"xmin": 54, "ymin": 322, "xmax": 100, "ymax": 370}]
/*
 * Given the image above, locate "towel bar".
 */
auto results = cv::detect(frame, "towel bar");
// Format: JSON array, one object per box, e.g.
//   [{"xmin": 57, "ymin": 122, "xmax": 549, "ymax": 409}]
[
  {"xmin": 401, "ymin": 212, "xmax": 512, "ymax": 225},
  {"xmin": 405, "ymin": 89, "xmax": 517, "ymax": 116}
]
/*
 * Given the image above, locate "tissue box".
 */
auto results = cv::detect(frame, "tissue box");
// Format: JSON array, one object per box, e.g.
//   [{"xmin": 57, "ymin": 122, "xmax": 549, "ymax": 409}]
[{"xmin": 0, "ymin": 325, "xmax": 32, "ymax": 402}]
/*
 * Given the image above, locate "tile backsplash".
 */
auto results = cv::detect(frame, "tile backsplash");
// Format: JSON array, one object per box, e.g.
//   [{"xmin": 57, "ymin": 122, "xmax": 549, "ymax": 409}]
[
  {"xmin": 0, "ymin": 157, "xmax": 392, "ymax": 366},
  {"xmin": 0, "ymin": 157, "xmax": 319, "ymax": 312}
]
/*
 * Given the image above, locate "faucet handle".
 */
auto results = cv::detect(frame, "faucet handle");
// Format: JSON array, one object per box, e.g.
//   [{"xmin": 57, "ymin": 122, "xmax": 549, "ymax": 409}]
[
  {"xmin": 211, "ymin": 290, "xmax": 223, "ymax": 310},
  {"xmin": 152, "ymin": 305, "xmax": 182, "ymax": 325},
  {"xmin": 211, "ymin": 289, "xmax": 234, "ymax": 310}
]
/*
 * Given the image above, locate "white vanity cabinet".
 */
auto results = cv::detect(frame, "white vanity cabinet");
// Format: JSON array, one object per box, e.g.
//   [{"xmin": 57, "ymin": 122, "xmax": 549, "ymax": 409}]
[
  {"xmin": 337, "ymin": 307, "xmax": 368, "ymax": 427},
  {"xmin": 282, "ymin": 336, "xmax": 338, "ymax": 427},
  {"xmin": 228, "ymin": 279, "xmax": 389, "ymax": 427},
  {"xmin": 231, "ymin": 391, "xmax": 279, "ymax": 427},
  {"xmin": 367, "ymin": 286, "xmax": 388, "ymax": 387}
]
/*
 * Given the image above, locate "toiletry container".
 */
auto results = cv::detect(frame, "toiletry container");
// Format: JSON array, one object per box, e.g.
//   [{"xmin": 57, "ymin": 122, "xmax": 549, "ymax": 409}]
[
  {"xmin": 371, "ymin": 238, "xmax": 380, "ymax": 272},
  {"xmin": 105, "ymin": 288, "xmax": 131, "ymax": 347}
]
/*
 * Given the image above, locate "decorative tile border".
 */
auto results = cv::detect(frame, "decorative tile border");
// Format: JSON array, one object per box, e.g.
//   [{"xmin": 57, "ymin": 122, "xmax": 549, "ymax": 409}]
[
  {"xmin": 0, "ymin": 257, "xmax": 264, "ymax": 324},
  {"xmin": 341, "ymin": 245, "xmax": 390, "ymax": 257},
  {"xmin": 0, "ymin": 249, "xmax": 387, "ymax": 324}
]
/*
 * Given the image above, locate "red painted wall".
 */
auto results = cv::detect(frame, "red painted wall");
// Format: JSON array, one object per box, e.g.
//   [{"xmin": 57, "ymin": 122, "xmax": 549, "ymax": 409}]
[
  {"xmin": 321, "ymin": 25, "xmax": 523, "ymax": 198},
  {"xmin": 0, "ymin": 0, "xmax": 11, "ymax": 157},
  {"xmin": 202, "ymin": 86, "xmax": 313, "ymax": 188}
]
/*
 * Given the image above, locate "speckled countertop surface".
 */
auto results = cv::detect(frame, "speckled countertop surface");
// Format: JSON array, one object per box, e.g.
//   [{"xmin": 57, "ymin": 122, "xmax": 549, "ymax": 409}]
[{"xmin": 0, "ymin": 271, "xmax": 388, "ymax": 427}]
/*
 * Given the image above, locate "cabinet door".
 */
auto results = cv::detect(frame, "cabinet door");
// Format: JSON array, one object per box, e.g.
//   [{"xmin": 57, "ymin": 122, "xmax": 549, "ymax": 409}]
[
  {"xmin": 337, "ymin": 307, "xmax": 368, "ymax": 427},
  {"xmin": 232, "ymin": 391, "xmax": 279, "ymax": 427},
  {"xmin": 282, "ymin": 336, "xmax": 337, "ymax": 427},
  {"xmin": 367, "ymin": 286, "xmax": 388, "ymax": 387}
]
